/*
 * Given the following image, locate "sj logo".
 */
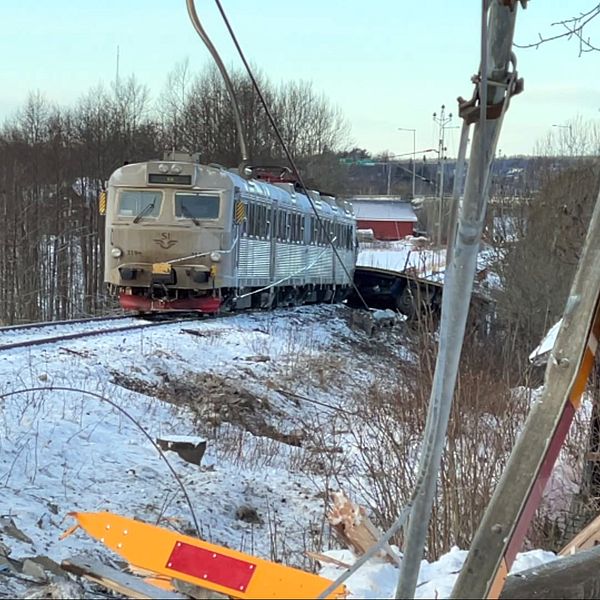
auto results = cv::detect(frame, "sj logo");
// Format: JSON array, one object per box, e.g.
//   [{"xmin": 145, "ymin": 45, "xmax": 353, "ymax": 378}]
[{"xmin": 153, "ymin": 232, "xmax": 178, "ymax": 249}]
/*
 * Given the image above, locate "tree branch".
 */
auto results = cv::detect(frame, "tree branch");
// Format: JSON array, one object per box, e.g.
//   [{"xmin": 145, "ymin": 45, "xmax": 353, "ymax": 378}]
[{"xmin": 514, "ymin": 3, "xmax": 600, "ymax": 56}]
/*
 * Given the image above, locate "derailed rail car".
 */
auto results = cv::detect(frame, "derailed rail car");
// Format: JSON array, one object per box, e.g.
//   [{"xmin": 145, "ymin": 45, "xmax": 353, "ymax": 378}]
[{"xmin": 104, "ymin": 153, "xmax": 356, "ymax": 313}]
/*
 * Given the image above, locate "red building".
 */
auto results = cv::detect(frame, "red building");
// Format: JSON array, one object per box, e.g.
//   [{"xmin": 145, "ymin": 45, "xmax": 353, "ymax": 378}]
[{"xmin": 351, "ymin": 197, "xmax": 418, "ymax": 241}]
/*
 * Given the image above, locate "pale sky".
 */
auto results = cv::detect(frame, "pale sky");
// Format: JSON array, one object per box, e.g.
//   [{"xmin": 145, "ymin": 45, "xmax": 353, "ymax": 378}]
[{"xmin": 2, "ymin": 1, "xmax": 599, "ymax": 158}]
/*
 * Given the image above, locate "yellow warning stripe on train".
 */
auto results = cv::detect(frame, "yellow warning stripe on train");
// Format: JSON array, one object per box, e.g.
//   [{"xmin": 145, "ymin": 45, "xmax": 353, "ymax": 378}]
[{"xmin": 234, "ymin": 200, "xmax": 246, "ymax": 224}]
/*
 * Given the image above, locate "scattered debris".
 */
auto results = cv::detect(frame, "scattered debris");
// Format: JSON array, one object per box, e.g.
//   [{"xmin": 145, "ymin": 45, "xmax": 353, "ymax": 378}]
[
  {"xmin": 61, "ymin": 555, "xmax": 186, "ymax": 599},
  {"xmin": 156, "ymin": 435, "xmax": 207, "ymax": 466},
  {"xmin": 243, "ymin": 355, "xmax": 270, "ymax": 363},
  {"xmin": 235, "ymin": 505, "xmax": 263, "ymax": 525},
  {"xmin": 22, "ymin": 580, "xmax": 84, "ymax": 600},
  {"xmin": 349, "ymin": 309, "xmax": 402, "ymax": 337},
  {"xmin": 0, "ymin": 516, "xmax": 33, "ymax": 544}
]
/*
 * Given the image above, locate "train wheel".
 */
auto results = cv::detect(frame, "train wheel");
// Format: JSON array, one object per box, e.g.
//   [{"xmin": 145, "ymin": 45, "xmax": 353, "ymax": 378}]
[{"xmin": 396, "ymin": 286, "xmax": 417, "ymax": 318}]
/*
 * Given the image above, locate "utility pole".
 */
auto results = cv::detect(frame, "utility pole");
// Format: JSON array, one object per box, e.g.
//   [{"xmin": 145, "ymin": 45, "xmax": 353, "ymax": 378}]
[
  {"xmin": 433, "ymin": 105, "xmax": 452, "ymax": 246},
  {"xmin": 395, "ymin": 2, "xmax": 522, "ymax": 598},
  {"xmin": 398, "ymin": 127, "xmax": 417, "ymax": 198}
]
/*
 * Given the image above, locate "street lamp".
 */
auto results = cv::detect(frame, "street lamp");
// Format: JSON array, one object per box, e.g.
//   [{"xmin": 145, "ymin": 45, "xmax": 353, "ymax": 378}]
[
  {"xmin": 433, "ymin": 105, "xmax": 453, "ymax": 247},
  {"xmin": 398, "ymin": 127, "xmax": 416, "ymax": 198}
]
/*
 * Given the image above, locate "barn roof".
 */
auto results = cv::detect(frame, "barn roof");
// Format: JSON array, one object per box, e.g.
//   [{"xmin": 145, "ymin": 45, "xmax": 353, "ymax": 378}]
[{"xmin": 350, "ymin": 199, "xmax": 418, "ymax": 222}]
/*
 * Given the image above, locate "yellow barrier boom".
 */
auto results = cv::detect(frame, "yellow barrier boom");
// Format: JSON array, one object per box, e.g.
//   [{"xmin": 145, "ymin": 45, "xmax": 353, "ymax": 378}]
[{"xmin": 67, "ymin": 512, "xmax": 346, "ymax": 599}]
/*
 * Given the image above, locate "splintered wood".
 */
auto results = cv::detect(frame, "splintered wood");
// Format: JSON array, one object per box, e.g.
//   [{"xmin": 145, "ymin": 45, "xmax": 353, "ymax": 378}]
[{"xmin": 327, "ymin": 492, "xmax": 401, "ymax": 565}]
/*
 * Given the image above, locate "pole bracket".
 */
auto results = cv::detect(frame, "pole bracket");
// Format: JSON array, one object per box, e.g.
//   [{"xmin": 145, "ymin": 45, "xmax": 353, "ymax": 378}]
[
  {"xmin": 499, "ymin": 0, "xmax": 528, "ymax": 11},
  {"xmin": 457, "ymin": 54, "xmax": 523, "ymax": 125}
]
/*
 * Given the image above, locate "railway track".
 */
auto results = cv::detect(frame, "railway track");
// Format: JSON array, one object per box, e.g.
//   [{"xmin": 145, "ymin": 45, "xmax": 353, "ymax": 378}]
[
  {"xmin": 0, "ymin": 314, "xmax": 135, "ymax": 334},
  {"xmin": 0, "ymin": 314, "xmax": 195, "ymax": 352}
]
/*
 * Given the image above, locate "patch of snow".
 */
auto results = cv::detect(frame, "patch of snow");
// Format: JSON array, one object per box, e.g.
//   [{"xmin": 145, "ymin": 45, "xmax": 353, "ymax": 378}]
[
  {"xmin": 529, "ymin": 319, "xmax": 562, "ymax": 365},
  {"xmin": 319, "ymin": 546, "xmax": 558, "ymax": 599}
]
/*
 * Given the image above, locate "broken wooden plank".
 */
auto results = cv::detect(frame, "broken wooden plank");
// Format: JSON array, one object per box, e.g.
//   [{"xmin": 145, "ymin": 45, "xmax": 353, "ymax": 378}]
[
  {"xmin": 61, "ymin": 556, "xmax": 187, "ymax": 599},
  {"xmin": 305, "ymin": 551, "xmax": 352, "ymax": 570},
  {"xmin": 559, "ymin": 513, "xmax": 600, "ymax": 556},
  {"xmin": 327, "ymin": 491, "xmax": 401, "ymax": 565}
]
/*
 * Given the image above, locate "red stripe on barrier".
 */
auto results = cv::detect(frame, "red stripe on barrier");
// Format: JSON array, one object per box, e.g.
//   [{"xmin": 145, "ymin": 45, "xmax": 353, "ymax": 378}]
[{"xmin": 166, "ymin": 541, "xmax": 257, "ymax": 592}]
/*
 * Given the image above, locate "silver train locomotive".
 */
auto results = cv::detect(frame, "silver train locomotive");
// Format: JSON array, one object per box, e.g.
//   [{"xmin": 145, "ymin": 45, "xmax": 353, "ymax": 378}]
[{"xmin": 103, "ymin": 152, "xmax": 357, "ymax": 313}]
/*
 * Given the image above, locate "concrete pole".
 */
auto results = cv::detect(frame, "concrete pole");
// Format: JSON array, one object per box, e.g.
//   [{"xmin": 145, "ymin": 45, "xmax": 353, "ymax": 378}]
[{"xmin": 395, "ymin": 3, "xmax": 519, "ymax": 598}]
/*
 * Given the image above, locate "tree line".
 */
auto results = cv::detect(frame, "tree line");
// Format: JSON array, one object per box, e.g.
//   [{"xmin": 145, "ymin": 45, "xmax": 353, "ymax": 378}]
[{"xmin": 0, "ymin": 63, "xmax": 351, "ymax": 324}]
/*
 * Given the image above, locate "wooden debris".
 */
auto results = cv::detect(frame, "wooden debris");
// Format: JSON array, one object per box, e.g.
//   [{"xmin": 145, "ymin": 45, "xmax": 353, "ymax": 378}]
[
  {"xmin": 327, "ymin": 491, "xmax": 401, "ymax": 565},
  {"xmin": 156, "ymin": 435, "xmax": 207, "ymax": 466},
  {"xmin": 0, "ymin": 516, "xmax": 33, "ymax": 544},
  {"xmin": 305, "ymin": 551, "xmax": 352, "ymax": 570},
  {"xmin": 559, "ymin": 513, "xmax": 600, "ymax": 556},
  {"xmin": 61, "ymin": 556, "xmax": 187, "ymax": 599}
]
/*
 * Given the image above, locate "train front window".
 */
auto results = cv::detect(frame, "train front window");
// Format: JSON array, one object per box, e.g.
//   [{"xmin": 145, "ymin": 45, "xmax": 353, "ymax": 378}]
[
  {"xmin": 117, "ymin": 190, "xmax": 162, "ymax": 220},
  {"xmin": 175, "ymin": 192, "xmax": 220, "ymax": 220}
]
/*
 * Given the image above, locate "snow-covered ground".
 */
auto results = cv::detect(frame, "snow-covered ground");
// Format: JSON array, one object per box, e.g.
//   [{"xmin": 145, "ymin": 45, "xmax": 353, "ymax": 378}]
[{"xmin": 0, "ymin": 305, "xmax": 559, "ymax": 597}]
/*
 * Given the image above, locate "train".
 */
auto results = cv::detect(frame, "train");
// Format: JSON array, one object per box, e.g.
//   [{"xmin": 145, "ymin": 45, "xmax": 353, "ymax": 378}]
[{"xmin": 103, "ymin": 152, "xmax": 357, "ymax": 313}]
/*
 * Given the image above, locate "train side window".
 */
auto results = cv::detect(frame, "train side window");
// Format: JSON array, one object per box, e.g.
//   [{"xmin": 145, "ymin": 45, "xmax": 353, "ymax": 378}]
[
  {"xmin": 275, "ymin": 210, "xmax": 282, "ymax": 241},
  {"xmin": 248, "ymin": 203, "xmax": 255, "ymax": 237},
  {"xmin": 259, "ymin": 204, "xmax": 267, "ymax": 238},
  {"xmin": 117, "ymin": 190, "xmax": 162, "ymax": 218},
  {"xmin": 255, "ymin": 204, "xmax": 262, "ymax": 238}
]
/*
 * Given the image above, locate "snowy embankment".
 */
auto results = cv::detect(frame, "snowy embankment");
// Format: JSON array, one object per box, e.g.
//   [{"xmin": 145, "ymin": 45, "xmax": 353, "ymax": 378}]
[{"xmin": 0, "ymin": 305, "xmax": 558, "ymax": 597}]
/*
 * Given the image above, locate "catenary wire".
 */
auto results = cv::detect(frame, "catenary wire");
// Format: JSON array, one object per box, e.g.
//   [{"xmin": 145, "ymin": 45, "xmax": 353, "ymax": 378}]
[{"xmin": 194, "ymin": 0, "xmax": 371, "ymax": 311}]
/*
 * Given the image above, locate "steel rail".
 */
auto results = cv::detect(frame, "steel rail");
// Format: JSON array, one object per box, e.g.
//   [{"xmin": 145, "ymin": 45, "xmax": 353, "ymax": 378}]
[
  {"xmin": 0, "ymin": 318, "xmax": 192, "ymax": 352},
  {"xmin": 0, "ymin": 314, "xmax": 132, "ymax": 334}
]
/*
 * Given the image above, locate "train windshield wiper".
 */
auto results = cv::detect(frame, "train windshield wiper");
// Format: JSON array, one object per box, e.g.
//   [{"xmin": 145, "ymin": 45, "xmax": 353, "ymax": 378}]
[
  {"xmin": 133, "ymin": 202, "xmax": 155, "ymax": 224},
  {"xmin": 181, "ymin": 203, "xmax": 201, "ymax": 226}
]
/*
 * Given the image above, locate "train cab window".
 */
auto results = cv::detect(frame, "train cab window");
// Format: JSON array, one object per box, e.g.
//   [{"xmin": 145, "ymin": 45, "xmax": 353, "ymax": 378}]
[
  {"xmin": 117, "ymin": 190, "xmax": 162, "ymax": 219},
  {"xmin": 175, "ymin": 192, "xmax": 220, "ymax": 220}
]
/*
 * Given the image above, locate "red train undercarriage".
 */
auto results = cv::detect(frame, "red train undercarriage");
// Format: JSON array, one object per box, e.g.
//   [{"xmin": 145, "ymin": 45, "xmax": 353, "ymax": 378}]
[{"xmin": 119, "ymin": 292, "xmax": 222, "ymax": 314}]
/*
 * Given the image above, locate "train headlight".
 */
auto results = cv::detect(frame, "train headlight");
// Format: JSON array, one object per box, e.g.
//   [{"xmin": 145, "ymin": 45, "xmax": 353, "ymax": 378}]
[
  {"xmin": 158, "ymin": 163, "xmax": 169, "ymax": 173},
  {"xmin": 111, "ymin": 247, "xmax": 123, "ymax": 258},
  {"xmin": 210, "ymin": 251, "xmax": 222, "ymax": 262},
  {"xmin": 170, "ymin": 164, "xmax": 182, "ymax": 174}
]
